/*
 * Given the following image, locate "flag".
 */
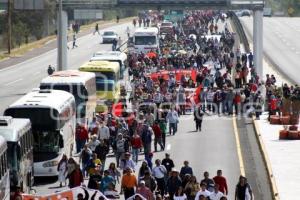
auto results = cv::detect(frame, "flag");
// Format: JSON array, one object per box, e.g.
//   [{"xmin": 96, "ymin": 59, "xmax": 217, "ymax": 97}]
[
  {"xmin": 193, "ymin": 84, "xmax": 203, "ymax": 104},
  {"xmin": 113, "ymin": 102, "xmax": 123, "ymax": 117},
  {"xmin": 191, "ymin": 69, "xmax": 197, "ymax": 82}
]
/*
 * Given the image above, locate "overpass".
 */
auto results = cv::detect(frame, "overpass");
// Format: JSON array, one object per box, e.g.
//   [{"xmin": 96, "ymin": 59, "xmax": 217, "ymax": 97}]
[{"xmin": 57, "ymin": 0, "xmax": 264, "ymax": 80}]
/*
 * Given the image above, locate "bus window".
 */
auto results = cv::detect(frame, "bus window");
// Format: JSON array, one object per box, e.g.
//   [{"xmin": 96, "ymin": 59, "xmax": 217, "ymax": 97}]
[{"xmin": 135, "ymin": 36, "xmax": 156, "ymax": 45}]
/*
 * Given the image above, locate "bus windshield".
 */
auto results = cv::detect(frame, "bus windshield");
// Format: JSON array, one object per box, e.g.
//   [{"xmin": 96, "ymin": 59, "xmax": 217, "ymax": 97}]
[
  {"xmin": 95, "ymin": 81, "xmax": 115, "ymax": 91},
  {"xmin": 135, "ymin": 36, "xmax": 156, "ymax": 45},
  {"xmin": 33, "ymin": 130, "xmax": 60, "ymax": 153},
  {"xmin": 5, "ymin": 108, "xmax": 59, "ymax": 131},
  {"xmin": 96, "ymin": 72, "xmax": 116, "ymax": 81}
]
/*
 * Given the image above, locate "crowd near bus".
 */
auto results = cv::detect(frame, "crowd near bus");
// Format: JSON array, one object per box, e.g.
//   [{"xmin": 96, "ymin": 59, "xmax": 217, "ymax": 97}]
[{"xmin": 2, "ymin": 8, "xmax": 299, "ymax": 200}]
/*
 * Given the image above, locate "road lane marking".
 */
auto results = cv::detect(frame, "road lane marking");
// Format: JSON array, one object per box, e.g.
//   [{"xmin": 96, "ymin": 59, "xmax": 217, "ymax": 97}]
[
  {"xmin": 4, "ymin": 78, "xmax": 23, "ymax": 86},
  {"xmin": 232, "ymin": 116, "xmax": 246, "ymax": 176},
  {"xmin": 166, "ymin": 144, "xmax": 171, "ymax": 151}
]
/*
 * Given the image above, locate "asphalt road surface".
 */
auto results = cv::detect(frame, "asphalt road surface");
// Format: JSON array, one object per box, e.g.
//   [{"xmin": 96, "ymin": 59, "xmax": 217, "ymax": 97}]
[{"xmin": 240, "ymin": 17, "xmax": 300, "ymax": 84}]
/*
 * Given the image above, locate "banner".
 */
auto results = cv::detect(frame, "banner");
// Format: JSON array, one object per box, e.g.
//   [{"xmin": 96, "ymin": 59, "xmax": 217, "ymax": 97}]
[{"xmin": 22, "ymin": 186, "xmax": 108, "ymax": 200}]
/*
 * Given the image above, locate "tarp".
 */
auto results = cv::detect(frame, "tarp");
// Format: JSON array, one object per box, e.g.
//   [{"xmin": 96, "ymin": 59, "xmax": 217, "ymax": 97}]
[{"xmin": 22, "ymin": 186, "xmax": 108, "ymax": 200}]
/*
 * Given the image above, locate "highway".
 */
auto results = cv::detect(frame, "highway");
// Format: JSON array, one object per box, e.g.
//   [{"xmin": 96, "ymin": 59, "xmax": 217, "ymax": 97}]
[
  {"xmin": 0, "ymin": 20, "xmax": 272, "ymax": 199},
  {"xmin": 240, "ymin": 17, "xmax": 300, "ymax": 84}
]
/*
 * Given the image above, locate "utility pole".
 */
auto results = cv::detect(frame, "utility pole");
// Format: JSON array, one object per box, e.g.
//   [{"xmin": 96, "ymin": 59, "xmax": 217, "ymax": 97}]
[
  {"xmin": 57, "ymin": 0, "xmax": 68, "ymax": 71},
  {"xmin": 7, "ymin": 0, "xmax": 12, "ymax": 54}
]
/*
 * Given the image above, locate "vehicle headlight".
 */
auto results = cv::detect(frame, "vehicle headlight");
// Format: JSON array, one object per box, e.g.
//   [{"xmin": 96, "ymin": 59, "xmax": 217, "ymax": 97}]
[{"xmin": 43, "ymin": 161, "xmax": 59, "ymax": 168}]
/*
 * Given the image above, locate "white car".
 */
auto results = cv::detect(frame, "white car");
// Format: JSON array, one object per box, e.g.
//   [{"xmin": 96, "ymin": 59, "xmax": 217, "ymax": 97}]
[{"xmin": 102, "ymin": 31, "xmax": 118, "ymax": 44}]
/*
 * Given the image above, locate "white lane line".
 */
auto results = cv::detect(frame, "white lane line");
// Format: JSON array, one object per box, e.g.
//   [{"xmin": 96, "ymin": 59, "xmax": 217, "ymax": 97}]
[
  {"xmin": 166, "ymin": 144, "xmax": 171, "ymax": 151},
  {"xmin": 4, "ymin": 78, "xmax": 23, "ymax": 86}
]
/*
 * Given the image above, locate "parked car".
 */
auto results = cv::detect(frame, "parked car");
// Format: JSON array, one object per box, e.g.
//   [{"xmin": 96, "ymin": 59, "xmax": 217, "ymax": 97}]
[{"xmin": 102, "ymin": 31, "xmax": 118, "ymax": 43}]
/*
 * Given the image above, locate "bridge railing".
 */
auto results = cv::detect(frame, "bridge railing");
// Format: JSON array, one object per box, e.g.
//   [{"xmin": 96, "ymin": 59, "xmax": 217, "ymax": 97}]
[{"xmin": 230, "ymin": 11, "xmax": 250, "ymax": 53}]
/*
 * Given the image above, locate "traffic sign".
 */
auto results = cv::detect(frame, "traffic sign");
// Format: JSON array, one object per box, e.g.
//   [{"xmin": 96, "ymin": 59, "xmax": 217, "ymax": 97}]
[{"xmin": 74, "ymin": 9, "xmax": 103, "ymax": 20}]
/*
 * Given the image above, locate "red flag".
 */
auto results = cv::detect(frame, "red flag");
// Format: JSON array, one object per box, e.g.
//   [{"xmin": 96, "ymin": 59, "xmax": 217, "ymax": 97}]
[
  {"xmin": 194, "ymin": 84, "xmax": 203, "ymax": 104},
  {"xmin": 191, "ymin": 69, "xmax": 197, "ymax": 82},
  {"xmin": 113, "ymin": 102, "xmax": 123, "ymax": 117}
]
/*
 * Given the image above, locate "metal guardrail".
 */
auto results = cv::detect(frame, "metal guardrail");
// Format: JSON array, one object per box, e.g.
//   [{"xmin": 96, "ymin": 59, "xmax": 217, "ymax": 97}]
[{"xmin": 230, "ymin": 11, "xmax": 251, "ymax": 53}]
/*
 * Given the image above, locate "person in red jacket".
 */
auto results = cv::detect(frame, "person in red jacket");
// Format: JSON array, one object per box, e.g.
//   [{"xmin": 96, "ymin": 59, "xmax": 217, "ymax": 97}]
[
  {"xmin": 152, "ymin": 121, "xmax": 164, "ymax": 152},
  {"xmin": 131, "ymin": 131, "xmax": 143, "ymax": 163},
  {"xmin": 213, "ymin": 170, "xmax": 228, "ymax": 195},
  {"xmin": 76, "ymin": 123, "xmax": 89, "ymax": 153}
]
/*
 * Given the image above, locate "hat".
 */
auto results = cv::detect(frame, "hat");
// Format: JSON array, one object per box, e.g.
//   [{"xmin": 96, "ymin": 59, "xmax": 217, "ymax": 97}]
[
  {"xmin": 125, "ymin": 152, "xmax": 131, "ymax": 156},
  {"xmin": 140, "ymin": 180, "xmax": 146, "ymax": 185},
  {"xmin": 172, "ymin": 168, "xmax": 179, "ymax": 173}
]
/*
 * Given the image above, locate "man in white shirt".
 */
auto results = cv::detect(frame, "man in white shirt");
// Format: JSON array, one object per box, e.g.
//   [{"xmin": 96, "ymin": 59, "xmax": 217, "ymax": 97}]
[
  {"xmin": 98, "ymin": 121, "xmax": 110, "ymax": 141},
  {"xmin": 209, "ymin": 184, "xmax": 224, "ymax": 200},
  {"xmin": 88, "ymin": 135, "xmax": 100, "ymax": 152},
  {"xmin": 152, "ymin": 159, "xmax": 167, "ymax": 196},
  {"xmin": 194, "ymin": 183, "xmax": 211, "ymax": 200}
]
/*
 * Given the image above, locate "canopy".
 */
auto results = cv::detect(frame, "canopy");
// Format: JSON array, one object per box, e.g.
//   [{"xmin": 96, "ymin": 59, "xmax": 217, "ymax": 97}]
[{"xmin": 149, "ymin": 69, "xmax": 197, "ymax": 82}]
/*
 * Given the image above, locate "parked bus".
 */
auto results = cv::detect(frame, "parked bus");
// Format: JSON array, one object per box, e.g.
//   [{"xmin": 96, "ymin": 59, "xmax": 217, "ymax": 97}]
[
  {"xmin": 4, "ymin": 90, "xmax": 76, "ymax": 177},
  {"xmin": 40, "ymin": 70, "xmax": 96, "ymax": 124},
  {"xmin": 90, "ymin": 51, "xmax": 127, "ymax": 79},
  {"xmin": 79, "ymin": 61, "xmax": 120, "ymax": 113},
  {"xmin": 0, "ymin": 116, "xmax": 33, "ymax": 194},
  {"xmin": 133, "ymin": 27, "xmax": 160, "ymax": 54},
  {"xmin": 0, "ymin": 135, "xmax": 9, "ymax": 200}
]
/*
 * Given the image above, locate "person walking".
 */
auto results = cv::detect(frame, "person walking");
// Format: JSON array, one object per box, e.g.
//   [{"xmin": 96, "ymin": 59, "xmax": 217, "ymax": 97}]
[
  {"xmin": 79, "ymin": 144, "xmax": 92, "ymax": 178},
  {"xmin": 136, "ymin": 180, "xmax": 154, "ymax": 200},
  {"xmin": 57, "ymin": 154, "xmax": 68, "ymax": 187},
  {"xmin": 68, "ymin": 164, "xmax": 83, "ymax": 188},
  {"xmin": 94, "ymin": 23, "xmax": 100, "ymax": 35},
  {"xmin": 194, "ymin": 106, "xmax": 203, "ymax": 132},
  {"xmin": 152, "ymin": 159, "xmax": 168, "ymax": 196},
  {"xmin": 152, "ymin": 121, "xmax": 164, "ymax": 152},
  {"xmin": 200, "ymin": 172, "xmax": 215, "ymax": 192},
  {"xmin": 141, "ymin": 123, "xmax": 153, "ymax": 158},
  {"xmin": 167, "ymin": 169, "xmax": 182, "ymax": 200},
  {"xmin": 94, "ymin": 139, "xmax": 109, "ymax": 170},
  {"xmin": 209, "ymin": 184, "xmax": 224, "ymax": 200},
  {"xmin": 234, "ymin": 176, "xmax": 253, "ymax": 200},
  {"xmin": 179, "ymin": 161, "xmax": 193, "ymax": 179},
  {"xmin": 162, "ymin": 153, "xmax": 175, "ymax": 175},
  {"xmin": 75, "ymin": 123, "xmax": 88, "ymax": 154},
  {"xmin": 131, "ymin": 131, "xmax": 143, "ymax": 163},
  {"xmin": 72, "ymin": 34, "xmax": 78, "ymax": 48},
  {"xmin": 174, "ymin": 186, "xmax": 187, "ymax": 200},
  {"xmin": 166, "ymin": 107, "xmax": 179, "ymax": 135},
  {"xmin": 213, "ymin": 170, "xmax": 228, "ymax": 196},
  {"xmin": 120, "ymin": 152, "xmax": 136, "ymax": 172},
  {"xmin": 184, "ymin": 176, "xmax": 200, "ymax": 200},
  {"xmin": 121, "ymin": 167, "xmax": 138, "ymax": 200}
]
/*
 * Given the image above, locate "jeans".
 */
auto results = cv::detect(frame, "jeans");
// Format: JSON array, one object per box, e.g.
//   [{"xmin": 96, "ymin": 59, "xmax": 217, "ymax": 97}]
[
  {"xmin": 169, "ymin": 123, "xmax": 177, "ymax": 135},
  {"xmin": 156, "ymin": 177, "xmax": 166, "ymax": 196},
  {"xmin": 132, "ymin": 148, "xmax": 139, "ymax": 163}
]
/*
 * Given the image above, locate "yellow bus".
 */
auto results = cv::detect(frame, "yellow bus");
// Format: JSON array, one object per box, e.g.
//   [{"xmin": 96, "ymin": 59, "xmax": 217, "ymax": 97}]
[{"xmin": 79, "ymin": 61, "xmax": 120, "ymax": 112}]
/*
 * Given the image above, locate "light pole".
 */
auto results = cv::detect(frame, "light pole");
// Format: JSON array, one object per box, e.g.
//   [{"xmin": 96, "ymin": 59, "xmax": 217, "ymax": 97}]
[{"xmin": 57, "ymin": 0, "xmax": 68, "ymax": 71}]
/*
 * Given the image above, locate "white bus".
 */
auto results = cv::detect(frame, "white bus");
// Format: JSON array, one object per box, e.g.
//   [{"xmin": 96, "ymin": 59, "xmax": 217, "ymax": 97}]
[
  {"xmin": 0, "ymin": 135, "xmax": 9, "ymax": 200},
  {"xmin": 40, "ymin": 70, "xmax": 96, "ymax": 124},
  {"xmin": 0, "ymin": 116, "xmax": 33, "ymax": 194},
  {"xmin": 90, "ymin": 51, "xmax": 128, "ymax": 79},
  {"xmin": 4, "ymin": 90, "xmax": 76, "ymax": 177},
  {"xmin": 133, "ymin": 27, "xmax": 160, "ymax": 54}
]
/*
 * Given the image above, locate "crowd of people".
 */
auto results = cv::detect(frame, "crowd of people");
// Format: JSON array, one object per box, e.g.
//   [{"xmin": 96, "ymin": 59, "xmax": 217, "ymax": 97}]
[{"xmin": 52, "ymin": 10, "xmax": 285, "ymax": 200}]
